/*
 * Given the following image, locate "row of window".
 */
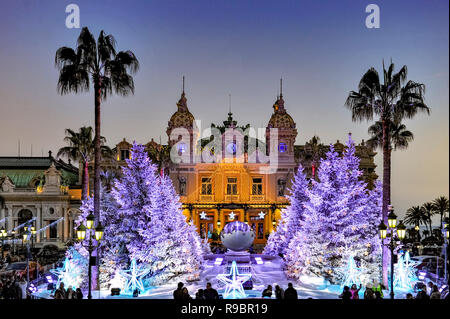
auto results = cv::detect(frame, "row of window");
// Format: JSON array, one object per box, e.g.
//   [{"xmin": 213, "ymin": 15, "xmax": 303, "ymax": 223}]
[{"xmin": 198, "ymin": 177, "xmax": 286, "ymax": 196}]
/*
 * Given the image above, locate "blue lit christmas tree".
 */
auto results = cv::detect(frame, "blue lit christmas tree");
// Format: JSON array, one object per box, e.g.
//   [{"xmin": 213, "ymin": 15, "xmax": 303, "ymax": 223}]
[
  {"xmin": 285, "ymin": 134, "xmax": 382, "ymax": 284},
  {"xmin": 264, "ymin": 164, "xmax": 309, "ymax": 257}
]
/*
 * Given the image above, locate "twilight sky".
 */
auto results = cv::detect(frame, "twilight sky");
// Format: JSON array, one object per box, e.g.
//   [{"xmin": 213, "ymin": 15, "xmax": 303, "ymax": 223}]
[{"xmin": 0, "ymin": 0, "xmax": 448, "ymax": 220}]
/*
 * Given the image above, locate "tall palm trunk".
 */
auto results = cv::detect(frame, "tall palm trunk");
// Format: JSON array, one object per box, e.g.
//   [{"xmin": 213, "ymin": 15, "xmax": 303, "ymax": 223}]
[
  {"xmin": 93, "ymin": 79, "xmax": 102, "ymax": 292},
  {"xmin": 381, "ymin": 118, "xmax": 391, "ymax": 287},
  {"xmin": 81, "ymin": 161, "xmax": 89, "ymax": 200}
]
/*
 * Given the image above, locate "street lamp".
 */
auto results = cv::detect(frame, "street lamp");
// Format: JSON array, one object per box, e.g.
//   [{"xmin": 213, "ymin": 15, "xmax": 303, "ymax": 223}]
[
  {"xmin": 11, "ymin": 230, "xmax": 16, "ymax": 256},
  {"xmin": 442, "ymin": 219, "xmax": 449, "ymax": 285},
  {"xmin": 0, "ymin": 228, "xmax": 7, "ymax": 261},
  {"xmin": 76, "ymin": 220, "xmax": 104, "ymax": 299},
  {"xmin": 23, "ymin": 225, "xmax": 32, "ymax": 296},
  {"xmin": 378, "ymin": 206, "xmax": 405, "ymax": 299}
]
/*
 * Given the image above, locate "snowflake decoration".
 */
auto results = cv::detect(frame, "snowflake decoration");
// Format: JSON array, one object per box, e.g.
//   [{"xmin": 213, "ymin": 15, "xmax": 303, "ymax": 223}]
[
  {"xmin": 258, "ymin": 211, "xmax": 265, "ymax": 220},
  {"xmin": 228, "ymin": 211, "xmax": 236, "ymax": 220},
  {"xmin": 216, "ymin": 261, "xmax": 252, "ymax": 299},
  {"xmin": 199, "ymin": 211, "xmax": 207, "ymax": 220},
  {"xmin": 120, "ymin": 259, "xmax": 150, "ymax": 294},
  {"xmin": 337, "ymin": 256, "xmax": 363, "ymax": 287}
]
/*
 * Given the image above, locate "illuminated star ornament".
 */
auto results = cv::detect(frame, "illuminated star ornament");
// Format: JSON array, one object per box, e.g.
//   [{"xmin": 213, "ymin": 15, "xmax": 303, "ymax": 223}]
[
  {"xmin": 50, "ymin": 257, "xmax": 82, "ymax": 289},
  {"xmin": 216, "ymin": 261, "xmax": 252, "ymax": 299},
  {"xmin": 228, "ymin": 211, "xmax": 236, "ymax": 220},
  {"xmin": 120, "ymin": 259, "xmax": 150, "ymax": 294},
  {"xmin": 199, "ymin": 211, "xmax": 207, "ymax": 220},
  {"xmin": 258, "ymin": 211, "xmax": 265, "ymax": 220}
]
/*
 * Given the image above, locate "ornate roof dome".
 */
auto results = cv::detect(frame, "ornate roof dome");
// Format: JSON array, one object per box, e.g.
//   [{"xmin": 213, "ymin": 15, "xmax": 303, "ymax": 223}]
[
  {"xmin": 168, "ymin": 92, "xmax": 195, "ymax": 130},
  {"xmin": 267, "ymin": 95, "xmax": 296, "ymax": 129}
]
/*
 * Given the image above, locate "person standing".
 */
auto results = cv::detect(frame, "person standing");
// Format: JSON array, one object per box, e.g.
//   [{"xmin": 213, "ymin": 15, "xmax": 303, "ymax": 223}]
[
  {"xmin": 66, "ymin": 286, "xmax": 75, "ymax": 299},
  {"xmin": 275, "ymin": 285, "xmax": 284, "ymax": 299},
  {"xmin": 350, "ymin": 284, "xmax": 362, "ymax": 299},
  {"xmin": 204, "ymin": 282, "xmax": 219, "ymax": 300},
  {"xmin": 18, "ymin": 277, "xmax": 27, "ymax": 299},
  {"xmin": 195, "ymin": 289, "xmax": 205, "ymax": 299},
  {"xmin": 54, "ymin": 282, "xmax": 67, "ymax": 299},
  {"xmin": 173, "ymin": 282, "xmax": 184, "ymax": 300},
  {"xmin": 363, "ymin": 286, "xmax": 375, "ymax": 299},
  {"xmin": 75, "ymin": 288, "xmax": 83, "ymax": 299},
  {"xmin": 284, "ymin": 283, "xmax": 298, "ymax": 299},
  {"xmin": 181, "ymin": 287, "xmax": 192, "ymax": 300},
  {"xmin": 373, "ymin": 282, "xmax": 384, "ymax": 298},
  {"xmin": 415, "ymin": 286, "xmax": 429, "ymax": 299},
  {"xmin": 339, "ymin": 286, "xmax": 352, "ymax": 300},
  {"xmin": 430, "ymin": 285, "xmax": 441, "ymax": 299},
  {"xmin": 262, "ymin": 285, "xmax": 272, "ymax": 298}
]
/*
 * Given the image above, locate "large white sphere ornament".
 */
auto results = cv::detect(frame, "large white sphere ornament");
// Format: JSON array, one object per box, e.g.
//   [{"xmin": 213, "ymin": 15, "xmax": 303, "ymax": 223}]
[{"xmin": 220, "ymin": 221, "xmax": 255, "ymax": 252}]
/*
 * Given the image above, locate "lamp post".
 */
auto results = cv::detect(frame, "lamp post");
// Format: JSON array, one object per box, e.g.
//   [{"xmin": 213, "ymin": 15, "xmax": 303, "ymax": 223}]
[
  {"xmin": 23, "ymin": 225, "xmax": 32, "ymax": 296},
  {"xmin": 76, "ymin": 213, "xmax": 104, "ymax": 299},
  {"xmin": 11, "ymin": 230, "xmax": 16, "ymax": 256},
  {"xmin": 443, "ymin": 217, "xmax": 449, "ymax": 285},
  {"xmin": 378, "ymin": 206, "xmax": 406, "ymax": 299},
  {"xmin": 0, "ymin": 227, "xmax": 6, "ymax": 261}
]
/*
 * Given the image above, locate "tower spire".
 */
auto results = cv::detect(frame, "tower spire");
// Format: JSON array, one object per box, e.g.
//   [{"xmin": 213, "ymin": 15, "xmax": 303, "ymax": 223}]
[
  {"xmin": 182, "ymin": 75, "xmax": 185, "ymax": 94},
  {"xmin": 229, "ymin": 94, "xmax": 232, "ymax": 114},
  {"xmin": 280, "ymin": 78, "xmax": 283, "ymax": 98}
]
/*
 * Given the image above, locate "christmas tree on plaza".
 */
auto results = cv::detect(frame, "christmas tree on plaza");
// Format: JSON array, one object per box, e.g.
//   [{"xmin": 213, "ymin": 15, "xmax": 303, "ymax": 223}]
[
  {"xmin": 129, "ymin": 174, "xmax": 203, "ymax": 285},
  {"xmin": 264, "ymin": 164, "xmax": 309, "ymax": 257},
  {"xmin": 69, "ymin": 185, "xmax": 124, "ymax": 288},
  {"xmin": 285, "ymin": 134, "xmax": 382, "ymax": 284}
]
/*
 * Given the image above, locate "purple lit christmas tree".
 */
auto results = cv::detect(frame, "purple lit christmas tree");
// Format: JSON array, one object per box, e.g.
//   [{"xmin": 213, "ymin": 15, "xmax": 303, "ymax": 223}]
[
  {"xmin": 129, "ymin": 174, "xmax": 203, "ymax": 285},
  {"xmin": 264, "ymin": 164, "xmax": 309, "ymax": 257},
  {"xmin": 285, "ymin": 135, "xmax": 382, "ymax": 284}
]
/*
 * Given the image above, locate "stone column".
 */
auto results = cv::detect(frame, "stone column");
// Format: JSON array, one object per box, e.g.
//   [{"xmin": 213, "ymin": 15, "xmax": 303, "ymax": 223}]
[
  {"xmin": 5, "ymin": 205, "xmax": 12, "ymax": 231},
  {"xmin": 268, "ymin": 208, "xmax": 273, "ymax": 233},
  {"xmin": 64, "ymin": 208, "xmax": 69, "ymax": 241}
]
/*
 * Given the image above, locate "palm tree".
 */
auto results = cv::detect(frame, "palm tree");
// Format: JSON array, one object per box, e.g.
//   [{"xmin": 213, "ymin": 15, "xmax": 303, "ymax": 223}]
[
  {"xmin": 405, "ymin": 205, "xmax": 425, "ymax": 228},
  {"xmin": 345, "ymin": 61, "xmax": 429, "ymax": 285},
  {"xmin": 432, "ymin": 196, "xmax": 449, "ymax": 229},
  {"xmin": 366, "ymin": 119, "xmax": 414, "ymax": 152},
  {"xmin": 55, "ymin": 27, "xmax": 139, "ymax": 224},
  {"xmin": 421, "ymin": 202, "xmax": 435, "ymax": 234},
  {"xmin": 100, "ymin": 169, "xmax": 119, "ymax": 192},
  {"xmin": 147, "ymin": 144, "xmax": 172, "ymax": 175},
  {"xmin": 57, "ymin": 127, "xmax": 112, "ymax": 200}
]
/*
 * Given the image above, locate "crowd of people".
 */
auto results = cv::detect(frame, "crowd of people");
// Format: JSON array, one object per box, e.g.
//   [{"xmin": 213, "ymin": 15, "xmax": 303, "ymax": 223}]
[
  {"xmin": 52, "ymin": 282, "xmax": 83, "ymax": 299},
  {"xmin": 173, "ymin": 282, "xmax": 299, "ymax": 299},
  {"xmin": 0, "ymin": 274, "xmax": 28, "ymax": 299},
  {"xmin": 261, "ymin": 283, "xmax": 298, "ymax": 299},
  {"xmin": 174, "ymin": 282, "xmax": 220, "ymax": 300},
  {"xmin": 339, "ymin": 281, "xmax": 444, "ymax": 300}
]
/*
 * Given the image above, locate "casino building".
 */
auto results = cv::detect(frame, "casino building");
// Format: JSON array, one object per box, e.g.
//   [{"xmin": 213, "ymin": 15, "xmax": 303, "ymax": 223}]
[
  {"xmin": 94, "ymin": 83, "xmax": 378, "ymax": 250},
  {"xmin": 0, "ymin": 83, "xmax": 377, "ymax": 250}
]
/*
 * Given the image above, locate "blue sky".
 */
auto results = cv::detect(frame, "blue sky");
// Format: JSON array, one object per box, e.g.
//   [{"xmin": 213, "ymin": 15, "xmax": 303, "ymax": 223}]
[{"xmin": 0, "ymin": 0, "xmax": 448, "ymax": 219}]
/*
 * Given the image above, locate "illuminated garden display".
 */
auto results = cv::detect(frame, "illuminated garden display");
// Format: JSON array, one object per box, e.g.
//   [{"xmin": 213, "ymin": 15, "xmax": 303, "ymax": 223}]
[{"xmin": 38, "ymin": 137, "xmax": 413, "ymax": 299}]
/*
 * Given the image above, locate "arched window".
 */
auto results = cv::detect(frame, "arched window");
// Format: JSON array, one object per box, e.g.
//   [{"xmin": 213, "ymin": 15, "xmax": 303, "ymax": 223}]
[
  {"xmin": 277, "ymin": 179, "xmax": 286, "ymax": 196},
  {"xmin": 17, "ymin": 209, "xmax": 33, "ymax": 230}
]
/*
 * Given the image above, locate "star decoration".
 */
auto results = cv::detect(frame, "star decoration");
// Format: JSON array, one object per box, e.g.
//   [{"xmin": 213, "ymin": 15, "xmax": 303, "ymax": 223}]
[
  {"xmin": 50, "ymin": 257, "xmax": 82, "ymax": 289},
  {"xmin": 120, "ymin": 259, "xmax": 150, "ymax": 294},
  {"xmin": 258, "ymin": 211, "xmax": 265, "ymax": 220},
  {"xmin": 216, "ymin": 261, "xmax": 252, "ymax": 299},
  {"xmin": 199, "ymin": 211, "xmax": 207, "ymax": 220},
  {"xmin": 228, "ymin": 211, "xmax": 236, "ymax": 220}
]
